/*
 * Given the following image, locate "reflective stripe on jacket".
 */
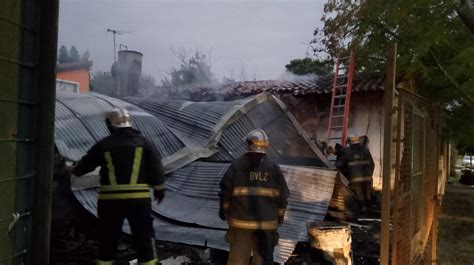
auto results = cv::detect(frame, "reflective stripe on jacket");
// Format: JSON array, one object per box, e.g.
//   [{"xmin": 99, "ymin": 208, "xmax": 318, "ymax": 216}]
[
  {"xmin": 219, "ymin": 153, "xmax": 290, "ymax": 230},
  {"xmin": 336, "ymin": 143, "xmax": 374, "ymax": 182},
  {"xmin": 72, "ymin": 128, "xmax": 165, "ymax": 200}
]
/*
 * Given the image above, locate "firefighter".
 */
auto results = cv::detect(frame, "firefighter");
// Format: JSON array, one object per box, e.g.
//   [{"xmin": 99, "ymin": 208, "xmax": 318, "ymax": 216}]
[
  {"xmin": 336, "ymin": 134, "xmax": 374, "ymax": 213},
  {"xmin": 219, "ymin": 129, "xmax": 290, "ymax": 265},
  {"xmin": 69, "ymin": 107, "xmax": 165, "ymax": 265}
]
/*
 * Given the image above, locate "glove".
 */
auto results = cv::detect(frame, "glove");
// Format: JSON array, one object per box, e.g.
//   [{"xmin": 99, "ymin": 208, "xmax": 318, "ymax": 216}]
[
  {"xmin": 154, "ymin": 189, "xmax": 165, "ymax": 203},
  {"xmin": 219, "ymin": 208, "xmax": 227, "ymax": 221}
]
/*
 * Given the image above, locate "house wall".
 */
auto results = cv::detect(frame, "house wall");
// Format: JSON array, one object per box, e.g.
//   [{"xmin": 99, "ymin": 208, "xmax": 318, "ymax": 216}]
[
  {"xmin": 57, "ymin": 69, "xmax": 90, "ymax": 93},
  {"xmin": 281, "ymin": 92, "xmax": 385, "ymax": 190}
]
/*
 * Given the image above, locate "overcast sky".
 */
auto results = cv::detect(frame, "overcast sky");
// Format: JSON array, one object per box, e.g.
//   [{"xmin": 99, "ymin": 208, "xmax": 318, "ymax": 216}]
[{"xmin": 59, "ymin": 0, "xmax": 325, "ymax": 82}]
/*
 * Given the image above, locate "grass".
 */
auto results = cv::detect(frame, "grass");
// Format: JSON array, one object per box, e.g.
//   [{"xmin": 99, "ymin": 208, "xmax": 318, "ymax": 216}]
[{"xmin": 437, "ymin": 182, "xmax": 474, "ymax": 265}]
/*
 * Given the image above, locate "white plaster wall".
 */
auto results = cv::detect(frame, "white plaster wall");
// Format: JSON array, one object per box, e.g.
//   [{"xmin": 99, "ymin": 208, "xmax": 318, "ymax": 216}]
[{"xmin": 313, "ymin": 93, "xmax": 385, "ymax": 190}]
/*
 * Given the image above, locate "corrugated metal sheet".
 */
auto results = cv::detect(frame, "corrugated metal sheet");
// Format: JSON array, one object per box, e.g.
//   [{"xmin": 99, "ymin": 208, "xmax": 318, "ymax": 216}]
[
  {"xmin": 56, "ymin": 92, "xmax": 111, "ymax": 141},
  {"xmin": 55, "ymin": 92, "xmax": 208, "ymax": 173},
  {"xmin": 73, "ymin": 163, "xmax": 337, "ymax": 263},
  {"xmin": 73, "ymin": 188, "xmax": 228, "ymax": 251},
  {"xmin": 126, "ymin": 94, "xmax": 327, "ymax": 167},
  {"xmin": 125, "ymin": 96, "xmax": 244, "ymax": 146},
  {"xmin": 55, "ymin": 100, "xmax": 97, "ymax": 161},
  {"xmin": 56, "ymin": 92, "xmax": 337, "ymax": 262},
  {"xmin": 90, "ymin": 93, "xmax": 187, "ymax": 158}
]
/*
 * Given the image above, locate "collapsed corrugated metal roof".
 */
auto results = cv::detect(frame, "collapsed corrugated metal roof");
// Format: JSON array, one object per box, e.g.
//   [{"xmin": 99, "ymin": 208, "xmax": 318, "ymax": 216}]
[
  {"xmin": 72, "ymin": 163, "xmax": 337, "ymax": 263},
  {"xmin": 125, "ymin": 93, "xmax": 329, "ymax": 167},
  {"xmin": 54, "ymin": 91, "xmax": 337, "ymax": 263},
  {"xmin": 55, "ymin": 92, "xmax": 216, "ymax": 173}
]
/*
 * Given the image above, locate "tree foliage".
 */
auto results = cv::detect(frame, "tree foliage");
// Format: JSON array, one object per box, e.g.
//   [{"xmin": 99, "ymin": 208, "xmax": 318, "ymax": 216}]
[
  {"xmin": 285, "ymin": 58, "xmax": 331, "ymax": 76},
  {"xmin": 90, "ymin": 71, "xmax": 114, "ymax": 95},
  {"xmin": 69, "ymin": 46, "xmax": 81, "ymax": 62},
  {"xmin": 161, "ymin": 49, "xmax": 215, "ymax": 87},
  {"xmin": 81, "ymin": 50, "xmax": 90, "ymax": 61},
  {"xmin": 58, "ymin": 45, "xmax": 70, "ymax": 64},
  {"xmin": 57, "ymin": 45, "xmax": 89, "ymax": 64},
  {"xmin": 314, "ymin": 0, "xmax": 474, "ymax": 147}
]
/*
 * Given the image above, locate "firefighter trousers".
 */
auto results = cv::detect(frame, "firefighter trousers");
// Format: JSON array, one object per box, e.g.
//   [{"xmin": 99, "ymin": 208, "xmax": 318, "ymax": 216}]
[
  {"xmin": 225, "ymin": 227, "xmax": 279, "ymax": 265},
  {"xmin": 351, "ymin": 181, "xmax": 372, "ymax": 209},
  {"xmin": 96, "ymin": 199, "xmax": 157, "ymax": 264}
]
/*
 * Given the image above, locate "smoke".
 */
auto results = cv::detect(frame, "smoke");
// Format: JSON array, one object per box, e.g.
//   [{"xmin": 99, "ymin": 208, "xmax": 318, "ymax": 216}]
[
  {"xmin": 278, "ymin": 70, "xmax": 319, "ymax": 83},
  {"xmin": 58, "ymin": 1, "xmax": 324, "ymax": 82}
]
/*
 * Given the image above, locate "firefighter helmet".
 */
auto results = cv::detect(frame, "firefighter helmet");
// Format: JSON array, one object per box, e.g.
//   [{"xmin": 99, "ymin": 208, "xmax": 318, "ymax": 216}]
[
  {"xmin": 245, "ymin": 129, "xmax": 269, "ymax": 153},
  {"xmin": 347, "ymin": 134, "xmax": 359, "ymax": 145},
  {"xmin": 106, "ymin": 107, "xmax": 132, "ymax": 128}
]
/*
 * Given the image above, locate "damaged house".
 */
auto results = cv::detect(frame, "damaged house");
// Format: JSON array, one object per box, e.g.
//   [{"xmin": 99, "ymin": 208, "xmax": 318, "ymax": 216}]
[
  {"xmin": 53, "ymin": 91, "xmax": 345, "ymax": 263},
  {"xmin": 164, "ymin": 74, "xmax": 386, "ymax": 190}
]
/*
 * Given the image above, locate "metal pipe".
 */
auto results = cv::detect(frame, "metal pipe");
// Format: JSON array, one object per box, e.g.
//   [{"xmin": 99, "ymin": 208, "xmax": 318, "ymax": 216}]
[{"xmin": 29, "ymin": 0, "xmax": 59, "ymax": 263}]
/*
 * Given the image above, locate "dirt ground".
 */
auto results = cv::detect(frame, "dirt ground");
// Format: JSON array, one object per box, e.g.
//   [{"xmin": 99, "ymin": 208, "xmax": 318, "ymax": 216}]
[{"xmin": 437, "ymin": 160, "xmax": 474, "ymax": 265}]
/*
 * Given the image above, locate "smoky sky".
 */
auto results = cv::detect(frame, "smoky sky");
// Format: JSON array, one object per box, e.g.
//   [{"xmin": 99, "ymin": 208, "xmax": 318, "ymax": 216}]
[{"xmin": 59, "ymin": 0, "xmax": 325, "ymax": 82}]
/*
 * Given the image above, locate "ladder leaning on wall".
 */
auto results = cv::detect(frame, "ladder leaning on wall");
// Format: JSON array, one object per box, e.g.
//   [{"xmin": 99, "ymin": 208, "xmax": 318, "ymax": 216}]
[{"xmin": 327, "ymin": 50, "xmax": 356, "ymax": 146}]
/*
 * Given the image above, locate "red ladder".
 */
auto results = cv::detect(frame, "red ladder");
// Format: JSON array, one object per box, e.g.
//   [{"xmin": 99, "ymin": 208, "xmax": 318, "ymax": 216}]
[{"xmin": 327, "ymin": 50, "xmax": 355, "ymax": 146}]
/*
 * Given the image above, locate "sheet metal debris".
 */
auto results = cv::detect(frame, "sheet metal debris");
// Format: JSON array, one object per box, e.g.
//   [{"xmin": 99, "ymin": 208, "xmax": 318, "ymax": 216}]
[{"xmin": 55, "ymin": 91, "xmax": 337, "ymax": 262}]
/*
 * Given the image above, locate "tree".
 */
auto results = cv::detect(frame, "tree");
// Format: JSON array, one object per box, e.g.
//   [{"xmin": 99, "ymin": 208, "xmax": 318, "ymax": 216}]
[
  {"xmin": 90, "ymin": 71, "xmax": 114, "ymax": 95},
  {"xmin": 82, "ymin": 50, "xmax": 90, "ymax": 61},
  {"xmin": 69, "ymin": 46, "xmax": 81, "ymax": 63},
  {"xmin": 161, "ymin": 48, "xmax": 215, "ymax": 87},
  {"xmin": 314, "ymin": 0, "xmax": 474, "ymax": 148},
  {"xmin": 285, "ymin": 58, "xmax": 331, "ymax": 76},
  {"xmin": 138, "ymin": 74, "xmax": 159, "ymax": 96},
  {"xmin": 58, "ymin": 45, "xmax": 70, "ymax": 64}
]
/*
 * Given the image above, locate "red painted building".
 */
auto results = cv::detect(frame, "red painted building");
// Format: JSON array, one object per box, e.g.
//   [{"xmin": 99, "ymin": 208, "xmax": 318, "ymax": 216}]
[{"xmin": 56, "ymin": 60, "xmax": 92, "ymax": 93}]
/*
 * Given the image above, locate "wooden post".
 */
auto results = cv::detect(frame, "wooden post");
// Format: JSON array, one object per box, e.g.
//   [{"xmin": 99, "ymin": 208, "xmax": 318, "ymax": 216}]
[
  {"xmin": 380, "ymin": 43, "xmax": 397, "ymax": 265},
  {"xmin": 390, "ymin": 79, "xmax": 404, "ymax": 265},
  {"xmin": 30, "ymin": 0, "xmax": 59, "ymax": 264}
]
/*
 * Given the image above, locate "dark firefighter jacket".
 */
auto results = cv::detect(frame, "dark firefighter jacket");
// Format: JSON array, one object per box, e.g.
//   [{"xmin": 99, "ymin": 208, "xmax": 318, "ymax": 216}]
[
  {"xmin": 72, "ymin": 128, "xmax": 165, "ymax": 200},
  {"xmin": 335, "ymin": 143, "xmax": 375, "ymax": 183},
  {"xmin": 219, "ymin": 153, "xmax": 290, "ymax": 230}
]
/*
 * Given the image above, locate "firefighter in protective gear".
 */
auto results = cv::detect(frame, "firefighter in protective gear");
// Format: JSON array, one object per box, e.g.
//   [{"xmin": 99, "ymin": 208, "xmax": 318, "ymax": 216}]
[
  {"xmin": 219, "ymin": 129, "xmax": 290, "ymax": 265},
  {"xmin": 336, "ymin": 134, "xmax": 374, "ymax": 213},
  {"xmin": 70, "ymin": 107, "xmax": 165, "ymax": 265}
]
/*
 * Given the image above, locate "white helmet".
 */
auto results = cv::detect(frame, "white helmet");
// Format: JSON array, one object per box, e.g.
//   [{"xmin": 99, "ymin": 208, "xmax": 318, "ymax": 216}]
[
  {"xmin": 245, "ymin": 129, "xmax": 269, "ymax": 153},
  {"xmin": 106, "ymin": 107, "xmax": 132, "ymax": 128}
]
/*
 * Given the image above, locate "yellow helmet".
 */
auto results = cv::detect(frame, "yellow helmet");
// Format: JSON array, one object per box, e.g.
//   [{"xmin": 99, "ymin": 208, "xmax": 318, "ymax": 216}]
[
  {"xmin": 106, "ymin": 107, "xmax": 132, "ymax": 128},
  {"xmin": 245, "ymin": 129, "xmax": 269, "ymax": 153},
  {"xmin": 347, "ymin": 134, "xmax": 359, "ymax": 145}
]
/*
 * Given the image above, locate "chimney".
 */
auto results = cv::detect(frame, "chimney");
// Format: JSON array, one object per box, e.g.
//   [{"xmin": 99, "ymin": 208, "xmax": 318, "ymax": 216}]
[{"xmin": 111, "ymin": 50, "xmax": 143, "ymax": 97}]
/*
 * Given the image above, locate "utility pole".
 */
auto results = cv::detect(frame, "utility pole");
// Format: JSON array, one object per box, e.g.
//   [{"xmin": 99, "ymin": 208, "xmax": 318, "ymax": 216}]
[{"xmin": 107, "ymin": 28, "xmax": 124, "ymax": 61}]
